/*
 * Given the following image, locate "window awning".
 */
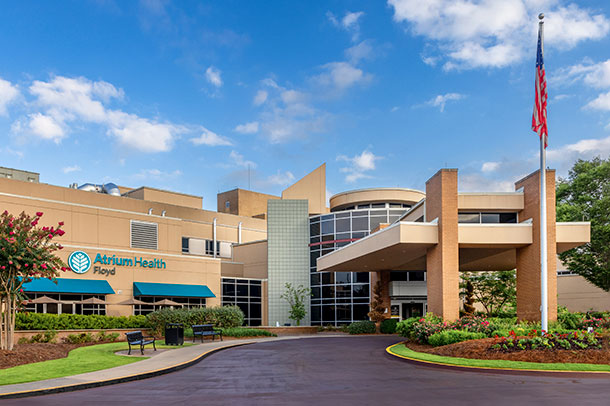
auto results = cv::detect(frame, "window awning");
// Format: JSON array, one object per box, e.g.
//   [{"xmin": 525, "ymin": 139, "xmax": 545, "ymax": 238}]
[
  {"xmin": 22, "ymin": 278, "xmax": 115, "ymax": 295},
  {"xmin": 133, "ymin": 282, "xmax": 216, "ymax": 298}
]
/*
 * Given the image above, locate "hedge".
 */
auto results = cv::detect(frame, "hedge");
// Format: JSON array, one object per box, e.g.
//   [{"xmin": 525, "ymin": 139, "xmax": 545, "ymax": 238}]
[
  {"xmin": 347, "ymin": 320, "xmax": 376, "ymax": 335},
  {"xmin": 220, "ymin": 328, "xmax": 276, "ymax": 337},
  {"xmin": 16, "ymin": 313, "xmax": 148, "ymax": 330},
  {"xmin": 428, "ymin": 330, "xmax": 486, "ymax": 347},
  {"xmin": 146, "ymin": 306, "xmax": 245, "ymax": 335}
]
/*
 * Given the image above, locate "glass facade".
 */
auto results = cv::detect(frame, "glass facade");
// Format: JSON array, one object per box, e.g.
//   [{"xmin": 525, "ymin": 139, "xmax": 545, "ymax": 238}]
[
  {"xmin": 24, "ymin": 293, "xmax": 107, "ymax": 315},
  {"xmin": 310, "ymin": 204, "xmax": 410, "ymax": 326},
  {"xmin": 458, "ymin": 212, "xmax": 518, "ymax": 224},
  {"xmin": 222, "ymin": 278, "xmax": 263, "ymax": 326},
  {"xmin": 134, "ymin": 296, "xmax": 206, "ymax": 315}
]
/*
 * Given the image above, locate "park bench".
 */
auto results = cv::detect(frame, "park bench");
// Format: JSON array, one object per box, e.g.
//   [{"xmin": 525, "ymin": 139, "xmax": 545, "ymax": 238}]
[
  {"xmin": 192, "ymin": 324, "xmax": 223, "ymax": 343},
  {"xmin": 125, "ymin": 331, "xmax": 157, "ymax": 355}
]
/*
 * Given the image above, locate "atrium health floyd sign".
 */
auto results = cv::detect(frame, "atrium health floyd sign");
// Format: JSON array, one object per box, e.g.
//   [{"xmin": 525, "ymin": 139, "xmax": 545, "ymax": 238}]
[{"xmin": 68, "ymin": 251, "xmax": 167, "ymax": 277}]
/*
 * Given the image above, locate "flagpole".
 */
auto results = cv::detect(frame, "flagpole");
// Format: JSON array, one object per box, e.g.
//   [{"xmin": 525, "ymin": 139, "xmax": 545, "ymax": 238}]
[{"xmin": 538, "ymin": 13, "xmax": 548, "ymax": 332}]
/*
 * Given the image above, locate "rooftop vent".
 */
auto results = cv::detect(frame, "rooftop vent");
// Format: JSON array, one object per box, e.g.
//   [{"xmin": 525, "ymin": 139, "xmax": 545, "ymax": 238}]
[{"xmin": 75, "ymin": 182, "xmax": 121, "ymax": 196}]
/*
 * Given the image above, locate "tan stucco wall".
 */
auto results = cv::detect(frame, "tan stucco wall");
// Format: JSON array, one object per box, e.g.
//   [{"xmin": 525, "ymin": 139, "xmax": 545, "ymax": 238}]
[
  {"xmin": 330, "ymin": 188, "xmax": 425, "ymax": 211},
  {"xmin": 457, "ymin": 193, "xmax": 524, "ymax": 212},
  {"xmin": 558, "ymin": 275, "xmax": 610, "ymax": 312},
  {"xmin": 216, "ymin": 189, "xmax": 280, "ymax": 218},
  {"xmin": 0, "ymin": 177, "xmax": 269, "ymax": 317},
  {"xmin": 124, "ymin": 187, "xmax": 203, "ymax": 210},
  {"xmin": 282, "ymin": 163, "xmax": 328, "ymax": 215}
]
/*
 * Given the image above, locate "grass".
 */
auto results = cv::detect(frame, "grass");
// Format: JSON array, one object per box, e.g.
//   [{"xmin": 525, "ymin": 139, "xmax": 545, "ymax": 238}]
[
  {"xmin": 387, "ymin": 343, "xmax": 610, "ymax": 373},
  {"xmin": 0, "ymin": 341, "xmax": 192, "ymax": 386}
]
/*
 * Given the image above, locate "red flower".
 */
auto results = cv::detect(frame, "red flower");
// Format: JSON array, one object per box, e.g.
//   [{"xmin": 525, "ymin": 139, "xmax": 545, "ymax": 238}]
[
  {"xmin": 58, "ymin": 221, "xmax": 64, "ymax": 226},
  {"xmin": 36, "ymin": 212, "xmax": 43, "ymax": 217}
]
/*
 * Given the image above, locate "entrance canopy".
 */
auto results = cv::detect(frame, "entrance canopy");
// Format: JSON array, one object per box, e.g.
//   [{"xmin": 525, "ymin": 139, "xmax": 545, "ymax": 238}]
[
  {"xmin": 133, "ymin": 282, "xmax": 216, "ymax": 298},
  {"xmin": 22, "ymin": 278, "xmax": 115, "ymax": 295}
]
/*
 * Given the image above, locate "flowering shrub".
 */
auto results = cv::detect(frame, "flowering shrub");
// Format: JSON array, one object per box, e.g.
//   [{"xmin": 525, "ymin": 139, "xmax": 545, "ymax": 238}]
[
  {"xmin": 428, "ymin": 330, "xmax": 486, "ymax": 347},
  {"xmin": 399, "ymin": 313, "xmax": 496, "ymax": 344},
  {"xmin": 577, "ymin": 317, "xmax": 610, "ymax": 330},
  {"xmin": 491, "ymin": 330, "xmax": 602, "ymax": 352}
]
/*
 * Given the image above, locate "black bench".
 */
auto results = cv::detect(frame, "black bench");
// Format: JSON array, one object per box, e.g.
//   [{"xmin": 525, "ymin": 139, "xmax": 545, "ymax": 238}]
[
  {"xmin": 192, "ymin": 324, "xmax": 223, "ymax": 343},
  {"xmin": 125, "ymin": 331, "xmax": 156, "ymax": 355}
]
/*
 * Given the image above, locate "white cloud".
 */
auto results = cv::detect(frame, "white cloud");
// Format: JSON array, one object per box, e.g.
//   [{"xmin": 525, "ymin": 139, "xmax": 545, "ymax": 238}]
[
  {"xmin": 426, "ymin": 93, "xmax": 464, "ymax": 112},
  {"xmin": 20, "ymin": 76, "xmax": 184, "ymax": 152},
  {"xmin": 388, "ymin": 0, "xmax": 610, "ymax": 70},
  {"xmin": 62, "ymin": 165, "xmax": 81, "ymax": 174},
  {"xmin": 555, "ymin": 59, "xmax": 610, "ymax": 88},
  {"xmin": 345, "ymin": 40, "xmax": 374, "ymax": 63},
  {"xmin": 391, "ymin": 106, "xmax": 400, "ymax": 112},
  {"xmin": 337, "ymin": 149, "xmax": 382, "ymax": 183},
  {"xmin": 27, "ymin": 113, "xmax": 65, "ymax": 142},
  {"xmin": 205, "ymin": 66, "xmax": 223, "ymax": 87},
  {"xmin": 327, "ymin": 11, "xmax": 365, "ymax": 41},
  {"xmin": 481, "ymin": 161, "xmax": 500, "ymax": 172},
  {"xmin": 189, "ymin": 127, "xmax": 232, "ymax": 146},
  {"xmin": 585, "ymin": 91, "xmax": 610, "ymax": 111},
  {"xmin": 315, "ymin": 61, "xmax": 372, "ymax": 92},
  {"xmin": 459, "ymin": 173, "xmax": 515, "ymax": 192},
  {"xmin": 133, "ymin": 168, "xmax": 182, "ymax": 180},
  {"xmin": 0, "ymin": 78, "xmax": 19, "ymax": 116},
  {"xmin": 267, "ymin": 170, "xmax": 295, "ymax": 186},
  {"xmin": 229, "ymin": 150, "xmax": 257, "ymax": 169},
  {"xmin": 234, "ymin": 121, "xmax": 259, "ymax": 134},
  {"xmin": 547, "ymin": 134, "xmax": 610, "ymax": 171},
  {"xmin": 253, "ymin": 90, "xmax": 268, "ymax": 106}
]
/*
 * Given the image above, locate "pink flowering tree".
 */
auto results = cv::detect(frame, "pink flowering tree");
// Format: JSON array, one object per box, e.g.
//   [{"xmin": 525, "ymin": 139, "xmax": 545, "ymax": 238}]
[{"xmin": 0, "ymin": 210, "xmax": 68, "ymax": 350}]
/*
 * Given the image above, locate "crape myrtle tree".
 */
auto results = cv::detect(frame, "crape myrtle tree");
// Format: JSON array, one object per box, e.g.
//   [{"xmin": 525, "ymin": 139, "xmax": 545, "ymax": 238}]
[
  {"xmin": 556, "ymin": 157, "xmax": 610, "ymax": 291},
  {"xmin": 459, "ymin": 270, "xmax": 516, "ymax": 316},
  {"xmin": 0, "ymin": 210, "xmax": 68, "ymax": 350},
  {"xmin": 280, "ymin": 283, "xmax": 311, "ymax": 326}
]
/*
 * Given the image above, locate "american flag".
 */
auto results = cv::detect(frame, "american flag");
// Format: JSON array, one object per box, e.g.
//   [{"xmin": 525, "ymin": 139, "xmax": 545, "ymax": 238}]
[{"xmin": 532, "ymin": 28, "xmax": 548, "ymax": 148}]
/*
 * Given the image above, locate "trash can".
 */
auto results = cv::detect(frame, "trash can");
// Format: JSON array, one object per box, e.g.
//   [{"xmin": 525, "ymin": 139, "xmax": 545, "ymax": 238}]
[{"xmin": 165, "ymin": 323, "xmax": 184, "ymax": 345}]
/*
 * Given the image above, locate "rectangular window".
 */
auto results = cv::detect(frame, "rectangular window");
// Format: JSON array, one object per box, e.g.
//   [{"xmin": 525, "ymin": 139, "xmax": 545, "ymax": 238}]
[
  {"xmin": 182, "ymin": 237, "xmax": 189, "ymax": 253},
  {"xmin": 458, "ymin": 213, "xmax": 480, "ymax": 223}
]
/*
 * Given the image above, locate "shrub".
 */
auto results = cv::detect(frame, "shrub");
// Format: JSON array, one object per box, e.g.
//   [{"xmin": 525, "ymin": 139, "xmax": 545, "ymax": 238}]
[
  {"xmin": 64, "ymin": 332, "xmax": 95, "ymax": 344},
  {"xmin": 146, "ymin": 306, "xmax": 245, "ymax": 336},
  {"xmin": 557, "ymin": 307, "xmax": 584, "ymax": 330},
  {"xmin": 19, "ymin": 330, "xmax": 58, "ymax": 344},
  {"xmin": 428, "ymin": 330, "xmax": 486, "ymax": 347},
  {"xmin": 347, "ymin": 321, "xmax": 376, "ymax": 335},
  {"xmin": 395, "ymin": 317, "xmax": 420, "ymax": 339},
  {"xmin": 380, "ymin": 319, "xmax": 399, "ymax": 334},
  {"xmin": 220, "ymin": 328, "xmax": 277, "ymax": 337},
  {"xmin": 95, "ymin": 331, "xmax": 120, "ymax": 342},
  {"xmin": 16, "ymin": 312, "xmax": 148, "ymax": 330}
]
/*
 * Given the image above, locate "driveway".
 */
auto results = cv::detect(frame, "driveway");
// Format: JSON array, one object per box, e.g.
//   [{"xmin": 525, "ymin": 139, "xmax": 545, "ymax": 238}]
[{"xmin": 4, "ymin": 335, "xmax": 609, "ymax": 405}]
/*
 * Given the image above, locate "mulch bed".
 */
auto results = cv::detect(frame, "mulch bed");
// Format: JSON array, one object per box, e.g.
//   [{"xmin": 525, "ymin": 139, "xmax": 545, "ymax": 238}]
[
  {"xmin": 405, "ymin": 338, "xmax": 610, "ymax": 365},
  {"xmin": 0, "ymin": 341, "xmax": 118, "ymax": 370}
]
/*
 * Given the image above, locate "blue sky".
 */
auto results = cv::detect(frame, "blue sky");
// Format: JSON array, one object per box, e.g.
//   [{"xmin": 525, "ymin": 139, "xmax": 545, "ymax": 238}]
[{"xmin": 1, "ymin": 1, "xmax": 610, "ymax": 210}]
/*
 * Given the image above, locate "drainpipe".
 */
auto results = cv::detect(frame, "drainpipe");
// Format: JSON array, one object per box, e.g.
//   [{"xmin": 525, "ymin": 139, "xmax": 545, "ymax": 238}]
[
  {"xmin": 238, "ymin": 222, "xmax": 242, "ymax": 244},
  {"xmin": 213, "ymin": 218, "xmax": 217, "ymax": 258}
]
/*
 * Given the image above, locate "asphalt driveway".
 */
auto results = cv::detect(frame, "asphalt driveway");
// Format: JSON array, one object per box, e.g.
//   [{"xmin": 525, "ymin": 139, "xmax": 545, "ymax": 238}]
[{"xmin": 5, "ymin": 335, "xmax": 609, "ymax": 405}]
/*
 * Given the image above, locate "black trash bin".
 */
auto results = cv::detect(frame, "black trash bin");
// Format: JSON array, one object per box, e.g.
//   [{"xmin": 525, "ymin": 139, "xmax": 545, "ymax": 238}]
[{"xmin": 165, "ymin": 323, "xmax": 184, "ymax": 345}]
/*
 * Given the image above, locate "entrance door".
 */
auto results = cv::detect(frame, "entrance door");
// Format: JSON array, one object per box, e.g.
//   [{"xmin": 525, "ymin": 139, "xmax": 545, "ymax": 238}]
[{"xmin": 401, "ymin": 303, "xmax": 424, "ymax": 319}]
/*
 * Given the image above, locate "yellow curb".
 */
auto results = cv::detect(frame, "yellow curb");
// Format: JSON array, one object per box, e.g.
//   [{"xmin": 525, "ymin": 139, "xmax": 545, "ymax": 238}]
[
  {"xmin": 0, "ymin": 341, "xmax": 251, "ymax": 398},
  {"xmin": 386, "ymin": 342, "xmax": 610, "ymax": 375}
]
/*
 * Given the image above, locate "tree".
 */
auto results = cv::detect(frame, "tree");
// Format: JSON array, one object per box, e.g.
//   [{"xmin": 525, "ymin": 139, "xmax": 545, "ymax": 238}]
[
  {"xmin": 0, "ymin": 210, "xmax": 68, "ymax": 350},
  {"xmin": 462, "ymin": 280, "xmax": 476, "ymax": 315},
  {"xmin": 556, "ymin": 157, "xmax": 610, "ymax": 291},
  {"xmin": 367, "ymin": 281, "xmax": 388, "ymax": 332},
  {"xmin": 280, "ymin": 283, "xmax": 311, "ymax": 326},
  {"xmin": 459, "ymin": 270, "xmax": 516, "ymax": 316}
]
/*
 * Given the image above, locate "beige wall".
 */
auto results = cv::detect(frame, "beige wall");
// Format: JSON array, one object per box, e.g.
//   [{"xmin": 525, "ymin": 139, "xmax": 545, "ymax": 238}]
[
  {"xmin": 558, "ymin": 275, "xmax": 610, "ymax": 312},
  {"xmin": 282, "ymin": 163, "xmax": 328, "ymax": 215},
  {"xmin": 216, "ymin": 189, "xmax": 280, "ymax": 218},
  {"xmin": 330, "ymin": 188, "xmax": 425, "ymax": 211},
  {"xmin": 0, "ymin": 177, "xmax": 269, "ymax": 317},
  {"xmin": 124, "ymin": 187, "xmax": 203, "ymax": 210}
]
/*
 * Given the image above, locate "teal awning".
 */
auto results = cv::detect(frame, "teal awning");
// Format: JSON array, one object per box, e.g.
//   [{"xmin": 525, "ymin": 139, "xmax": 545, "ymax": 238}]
[
  {"xmin": 22, "ymin": 278, "xmax": 115, "ymax": 295},
  {"xmin": 133, "ymin": 282, "xmax": 216, "ymax": 298}
]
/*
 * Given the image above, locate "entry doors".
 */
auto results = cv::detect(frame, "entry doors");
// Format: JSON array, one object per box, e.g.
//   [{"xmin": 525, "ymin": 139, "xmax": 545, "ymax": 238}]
[{"xmin": 401, "ymin": 302, "xmax": 424, "ymax": 319}]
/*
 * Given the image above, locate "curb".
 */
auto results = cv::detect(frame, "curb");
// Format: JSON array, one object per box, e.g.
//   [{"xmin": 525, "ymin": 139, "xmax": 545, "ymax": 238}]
[
  {"xmin": 386, "ymin": 342, "xmax": 610, "ymax": 378},
  {"xmin": 0, "ymin": 342, "xmax": 252, "ymax": 399}
]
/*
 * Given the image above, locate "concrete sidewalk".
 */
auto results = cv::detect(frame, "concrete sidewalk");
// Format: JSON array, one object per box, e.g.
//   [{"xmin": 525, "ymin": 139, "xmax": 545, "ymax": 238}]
[{"xmin": 0, "ymin": 335, "xmax": 319, "ymax": 398}]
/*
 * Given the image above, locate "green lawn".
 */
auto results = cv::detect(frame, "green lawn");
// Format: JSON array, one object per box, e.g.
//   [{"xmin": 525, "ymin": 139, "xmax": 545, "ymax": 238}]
[
  {"xmin": 387, "ymin": 343, "xmax": 610, "ymax": 373},
  {"xmin": 0, "ymin": 341, "xmax": 192, "ymax": 386}
]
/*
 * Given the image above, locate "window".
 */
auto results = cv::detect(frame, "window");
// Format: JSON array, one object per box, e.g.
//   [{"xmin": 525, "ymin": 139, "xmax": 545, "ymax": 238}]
[
  {"xmin": 458, "ymin": 213, "xmax": 480, "ymax": 223},
  {"xmin": 458, "ymin": 212, "xmax": 518, "ymax": 224},
  {"xmin": 131, "ymin": 220, "xmax": 158, "ymax": 250},
  {"xmin": 23, "ymin": 293, "xmax": 107, "ymax": 315},
  {"xmin": 182, "ymin": 237, "xmax": 189, "ymax": 253},
  {"xmin": 225, "ymin": 201, "xmax": 230, "ymax": 209},
  {"xmin": 134, "ymin": 296, "xmax": 206, "ymax": 315},
  {"xmin": 221, "ymin": 278, "xmax": 263, "ymax": 326}
]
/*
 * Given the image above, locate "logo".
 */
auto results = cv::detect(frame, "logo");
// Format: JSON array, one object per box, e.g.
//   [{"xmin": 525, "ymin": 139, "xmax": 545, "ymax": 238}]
[{"xmin": 68, "ymin": 251, "xmax": 92, "ymax": 274}]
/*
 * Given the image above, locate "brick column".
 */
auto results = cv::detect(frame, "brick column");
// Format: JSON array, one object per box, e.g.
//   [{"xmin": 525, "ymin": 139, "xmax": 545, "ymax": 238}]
[
  {"xmin": 425, "ymin": 169, "xmax": 460, "ymax": 321},
  {"xmin": 515, "ymin": 170, "xmax": 557, "ymax": 322}
]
